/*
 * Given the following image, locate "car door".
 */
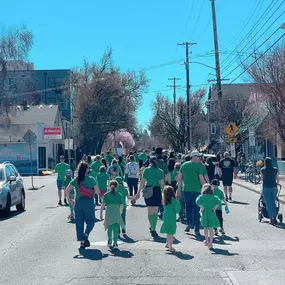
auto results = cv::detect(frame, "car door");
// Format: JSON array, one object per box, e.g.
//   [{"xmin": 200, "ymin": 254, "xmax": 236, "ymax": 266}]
[
  {"xmin": 5, "ymin": 166, "xmax": 17, "ymax": 206},
  {"xmin": 9, "ymin": 165, "xmax": 22, "ymax": 204}
]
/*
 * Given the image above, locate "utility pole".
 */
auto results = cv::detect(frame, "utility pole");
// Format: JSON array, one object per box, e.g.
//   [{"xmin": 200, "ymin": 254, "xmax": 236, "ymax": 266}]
[
  {"xmin": 210, "ymin": 0, "xmax": 222, "ymax": 98},
  {"xmin": 178, "ymin": 42, "xmax": 196, "ymax": 151},
  {"xmin": 167, "ymin": 77, "xmax": 181, "ymax": 122}
]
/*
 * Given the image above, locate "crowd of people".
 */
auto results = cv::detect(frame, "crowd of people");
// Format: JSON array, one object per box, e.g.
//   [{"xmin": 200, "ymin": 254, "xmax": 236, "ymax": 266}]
[{"xmin": 51, "ymin": 147, "xmax": 280, "ymax": 251}]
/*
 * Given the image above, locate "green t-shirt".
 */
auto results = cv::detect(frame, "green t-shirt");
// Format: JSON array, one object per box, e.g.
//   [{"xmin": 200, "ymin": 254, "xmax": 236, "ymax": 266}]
[
  {"xmin": 103, "ymin": 191, "xmax": 124, "ymax": 205},
  {"xmin": 70, "ymin": 175, "xmax": 97, "ymax": 202},
  {"xmin": 170, "ymin": 169, "xmax": 179, "ymax": 182},
  {"xmin": 157, "ymin": 159, "xmax": 169, "ymax": 175},
  {"xmin": 134, "ymin": 153, "xmax": 139, "ymax": 163},
  {"xmin": 55, "ymin": 163, "xmax": 70, "ymax": 181},
  {"xmin": 213, "ymin": 187, "xmax": 225, "ymax": 210},
  {"xmin": 180, "ymin": 161, "xmax": 203, "ymax": 192},
  {"xmin": 91, "ymin": 161, "xmax": 104, "ymax": 176},
  {"xmin": 139, "ymin": 152, "xmax": 148, "ymax": 163},
  {"xmin": 201, "ymin": 164, "xmax": 207, "ymax": 176},
  {"xmin": 143, "ymin": 166, "xmax": 164, "ymax": 187},
  {"xmin": 97, "ymin": 172, "xmax": 109, "ymax": 191},
  {"xmin": 106, "ymin": 154, "xmax": 113, "ymax": 164},
  {"xmin": 63, "ymin": 177, "xmax": 72, "ymax": 188},
  {"xmin": 116, "ymin": 185, "xmax": 129, "ymax": 208}
]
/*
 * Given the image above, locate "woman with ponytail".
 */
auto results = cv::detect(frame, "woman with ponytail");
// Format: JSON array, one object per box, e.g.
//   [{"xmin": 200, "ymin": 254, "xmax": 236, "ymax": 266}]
[
  {"xmin": 136, "ymin": 156, "xmax": 165, "ymax": 238},
  {"xmin": 100, "ymin": 180, "xmax": 124, "ymax": 250},
  {"xmin": 65, "ymin": 162, "xmax": 98, "ymax": 249}
]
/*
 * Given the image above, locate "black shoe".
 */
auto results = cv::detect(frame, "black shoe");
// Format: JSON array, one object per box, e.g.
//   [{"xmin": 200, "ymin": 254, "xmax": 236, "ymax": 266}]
[
  {"xmin": 185, "ymin": 226, "xmax": 191, "ymax": 233},
  {"xmin": 151, "ymin": 231, "xmax": 158, "ymax": 238},
  {"xmin": 113, "ymin": 244, "xmax": 119, "ymax": 250},
  {"xmin": 225, "ymin": 197, "xmax": 228, "ymax": 202},
  {"xmin": 58, "ymin": 200, "xmax": 62, "ymax": 206},
  {"xmin": 107, "ymin": 241, "xmax": 112, "ymax": 247},
  {"xmin": 64, "ymin": 198, "xmax": 68, "ymax": 206},
  {"xmin": 83, "ymin": 235, "xmax": 90, "ymax": 248},
  {"xmin": 122, "ymin": 229, "xmax": 126, "ymax": 234},
  {"xmin": 195, "ymin": 230, "xmax": 201, "ymax": 236},
  {"xmin": 228, "ymin": 197, "xmax": 232, "ymax": 202}
]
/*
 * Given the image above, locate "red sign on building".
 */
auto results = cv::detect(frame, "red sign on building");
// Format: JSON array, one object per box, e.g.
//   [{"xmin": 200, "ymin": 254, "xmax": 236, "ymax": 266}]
[{"xmin": 43, "ymin": 127, "xmax": 62, "ymax": 139}]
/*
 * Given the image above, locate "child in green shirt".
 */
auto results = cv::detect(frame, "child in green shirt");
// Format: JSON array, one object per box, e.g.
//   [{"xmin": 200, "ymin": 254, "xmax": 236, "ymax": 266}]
[
  {"xmin": 97, "ymin": 166, "xmax": 109, "ymax": 202},
  {"xmin": 63, "ymin": 169, "xmax": 74, "ymax": 221},
  {"xmin": 115, "ymin": 176, "xmax": 135, "ymax": 235},
  {"xmin": 211, "ymin": 179, "xmax": 228, "ymax": 235}
]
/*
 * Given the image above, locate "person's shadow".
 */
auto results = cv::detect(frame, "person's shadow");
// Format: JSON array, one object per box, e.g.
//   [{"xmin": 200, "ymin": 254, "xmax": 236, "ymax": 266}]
[
  {"xmin": 166, "ymin": 251, "xmax": 194, "ymax": 260},
  {"xmin": 210, "ymin": 248, "xmax": 239, "ymax": 256},
  {"xmin": 74, "ymin": 249, "xmax": 108, "ymax": 260},
  {"xmin": 108, "ymin": 249, "xmax": 134, "ymax": 258}
]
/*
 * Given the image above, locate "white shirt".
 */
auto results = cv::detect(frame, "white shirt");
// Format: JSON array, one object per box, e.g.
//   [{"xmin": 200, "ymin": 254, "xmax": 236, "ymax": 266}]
[{"xmin": 125, "ymin": 162, "xmax": 140, "ymax": 179}]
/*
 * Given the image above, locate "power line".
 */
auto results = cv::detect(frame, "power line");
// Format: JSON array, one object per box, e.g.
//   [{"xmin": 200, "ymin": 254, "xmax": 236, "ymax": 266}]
[
  {"xmin": 190, "ymin": 0, "xmax": 206, "ymax": 39},
  {"xmin": 221, "ymin": 1, "xmax": 285, "ymax": 75}
]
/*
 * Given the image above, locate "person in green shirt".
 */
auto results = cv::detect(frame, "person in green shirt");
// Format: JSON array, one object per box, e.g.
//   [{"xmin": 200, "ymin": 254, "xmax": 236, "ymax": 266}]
[
  {"xmin": 91, "ymin": 155, "xmax": 104, "ymax": 177},
  {"xmin": 65, "ymin": 162, "xmax": 98, "ymax": 249},
  {"xmin": 211, "ymin": 179, "xmax": 228, "ymax": 235},
  {"xmin": 139, "ymin": 150, "xmax": 148, "ymax": 164},
  {"xmin": 136, "ymin": 157, "xmax": 165, "ymax": 238},
  {"xmin": 100, "ymin": 180, "xmax": 124, "ymax": 250},
  {"xmin": 97, "ymin": 166, "xmax": 109, "ymax": 201},
  {"xmin": 106, "ymin": 151, "xmax": 113, "ymax": 166},
  {"xmin": 54, "ymin": 155, "xmax": 70, "ymax": 206},
  {"xmin": 115, "ymin": 177, "xmax": 135, "ymax": 235},
  {"xmin": 107, "ymin": 159, "xmax": 123, "ymax": 179},
  {"xmin": 196, "ymin": 184, "xmax": 221, "ymax": 249},
  {"xmin": 63, "ymin": 169, "xmax": 74, "ymax": 221},
  {"xmin": 134, "ymin": 151, "xmax": 140, "ymax": 163},
  {"xmin": 177, "ymin": 151, "xmax": 206, "ymax": 235}
]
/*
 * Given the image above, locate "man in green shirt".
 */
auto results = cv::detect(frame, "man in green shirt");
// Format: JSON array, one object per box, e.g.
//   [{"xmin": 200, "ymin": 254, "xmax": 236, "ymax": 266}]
[
  {"xmin": 139, "ymin": 150, "xmax": 148, "ymax": 164},
  {"xmin": 91, "ymin": 155, "xmax": 104, "ymax": 178},
  {"xmin": 106, "ymin": 151, "xmax": 113, "ymax": 166},
  {"xmin": 54, "ymin": 155, "xmax": 70, "ymax": 206},
  {"xmin": 177, "ymin": 151, "xmax": 206, "ymax": 235}
]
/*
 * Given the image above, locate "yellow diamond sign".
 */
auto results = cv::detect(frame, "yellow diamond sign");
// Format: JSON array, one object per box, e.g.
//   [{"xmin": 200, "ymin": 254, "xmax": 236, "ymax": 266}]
[{"xmin": 224, "ymin": 122, "xmax": 239, "ymax": 137}]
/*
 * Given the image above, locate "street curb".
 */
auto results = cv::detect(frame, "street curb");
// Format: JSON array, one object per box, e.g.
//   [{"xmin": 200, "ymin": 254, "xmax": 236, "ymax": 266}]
[{"xmin": 233, "ymin": 181, "xmax": 285, "ymax": 206}]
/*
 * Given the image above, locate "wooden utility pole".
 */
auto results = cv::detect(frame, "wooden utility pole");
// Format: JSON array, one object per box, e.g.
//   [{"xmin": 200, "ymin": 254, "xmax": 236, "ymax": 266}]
[
  {"xmin": 178, "ymin": 42, "xmax": 196, "ymax": 151},
  {"xmin": 167, "ymin": 77, "xmax": 181, "ymax": 122},
  {"xmin": 210, "ymin": 0, "xmax": 222, "ymax": 98}
]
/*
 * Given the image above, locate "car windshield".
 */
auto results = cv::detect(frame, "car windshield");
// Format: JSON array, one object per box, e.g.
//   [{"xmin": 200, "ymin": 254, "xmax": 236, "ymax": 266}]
[{"xmin": 0, "ymin": 169, "xmax": 4, "ymax": 182}]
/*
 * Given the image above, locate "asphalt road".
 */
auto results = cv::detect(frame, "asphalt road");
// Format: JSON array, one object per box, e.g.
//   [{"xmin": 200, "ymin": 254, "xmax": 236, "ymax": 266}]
[{"xmin": 0, "ymin": 177, "xmax": 285, "ymax": 285}]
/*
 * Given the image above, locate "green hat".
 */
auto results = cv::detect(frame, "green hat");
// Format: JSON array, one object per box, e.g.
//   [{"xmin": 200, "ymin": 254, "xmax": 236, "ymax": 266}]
[{"xmin": 115, "ymin": 176, "xmax": 123, "ymax": 184}]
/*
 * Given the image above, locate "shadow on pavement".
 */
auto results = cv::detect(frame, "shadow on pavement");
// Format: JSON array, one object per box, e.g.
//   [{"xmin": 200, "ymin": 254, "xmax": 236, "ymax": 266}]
[
  {"xmin": 74, "ymin": 249, "xmax": 108, "ymax": 260},
  {"xmin": 0, "ymin": 210, "xmax": 25, "ymax": 221},
  {"xmin": 119, "ymin": 234, "xmax": 137, "ymax": 244},
  {"xmin": 210, "ymin": 248, "xmax": 239, "ymax": 256},
  {"xmin": 167, "ymin": 251, "xmax": 194, "ymax": 260},
  {"xmin": 109, "ymin": 249, "xmax": 134, "ymax": 258},
  {"xmin": 230, "ymin": 201, "xmax": 250, "ymax": 205},
  {"xmin": 273, "ymin": 223, "xmax": 285, "ymax": 230},
  {"xmin": 152, "ymin": 236, "xmax": 167, "ymax": 243}
]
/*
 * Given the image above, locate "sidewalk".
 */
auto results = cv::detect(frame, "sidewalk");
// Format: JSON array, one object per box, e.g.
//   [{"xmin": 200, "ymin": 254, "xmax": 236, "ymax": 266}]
[
  {"xmin": 233, "ymin": 174, "xmax": 285, "ymax": 205},
  {"xmin": 22, "ymin": 175, "xmax": 56, "ymax": 190}
]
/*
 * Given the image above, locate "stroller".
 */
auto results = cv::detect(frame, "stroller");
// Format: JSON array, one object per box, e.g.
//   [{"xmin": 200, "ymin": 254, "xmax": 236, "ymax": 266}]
[{"xmin": 258, "ymin": 184, "xmax": 283, "ymax": 223}]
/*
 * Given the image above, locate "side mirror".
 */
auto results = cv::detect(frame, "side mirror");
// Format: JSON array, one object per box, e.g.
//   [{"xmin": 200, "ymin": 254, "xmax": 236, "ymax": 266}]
[{"xmin": 9, "ymin": 176, "xmax": 16, "ymax": 183}]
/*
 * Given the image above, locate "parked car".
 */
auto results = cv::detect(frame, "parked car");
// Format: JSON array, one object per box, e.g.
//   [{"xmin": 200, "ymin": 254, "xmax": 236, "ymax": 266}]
[{"xmin": 0, "ymin": 162, "xmax": 25, "ymax": 216}]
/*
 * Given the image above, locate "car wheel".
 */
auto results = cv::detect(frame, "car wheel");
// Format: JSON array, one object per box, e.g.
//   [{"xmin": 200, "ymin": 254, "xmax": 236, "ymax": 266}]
[
  {"xmin": 16, "ymin": 190, "xmax": 25, "ymax": 212},
  {"xmin": 2, "ymin": 194, "xmax": 11, "ymax": 216}
]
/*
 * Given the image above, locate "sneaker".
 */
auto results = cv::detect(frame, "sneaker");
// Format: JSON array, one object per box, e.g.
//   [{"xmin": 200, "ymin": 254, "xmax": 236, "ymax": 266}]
[
  {"xmin": 131, "ymin": 200, "xmax": 135, "ymax": 205},
  {"xmin": 184, "ymin": 226, "xmax": 191, "ymax": 233},
  {"xmin": 83, "ymin": 236, "xmax": 90, "ymax": 248},
  {"xmin": 58, "ymin": 200, "xmax": 62, "ymax": 206},
  {"xmin": 64, "ymin": 198, "xmax": 68, "ymax": 205},
  {"xmin": 214, "ymin": 229, "xmax": 219, "ymax": 235},
  {"xmin": 107, "ymin": 241, "xmax": 112, "ymax": 247},
  {"xmin": 195, "ymin": 230, "xmax": 201, "ymax": 236},
  {"xmin": 113, "ymin": 244, "xmax": 119, "ymax": 250},
  {"xmin": 151, "ymin": 231, "xmax": 158, "ymax": 238},
  {"xmin": 219, "ymin": 228, "xmax": 225, "ymax": 235},
  {"xmin": 228, "ymin": 197, "xmax": 232, "ymax": 202},
  {"xmin": 225, "ymin": 197, "xmax": 228, "ymax": 202},
  {"xmin": 122, "ymin": 229, "xmax": 126, "ymax": 234}
]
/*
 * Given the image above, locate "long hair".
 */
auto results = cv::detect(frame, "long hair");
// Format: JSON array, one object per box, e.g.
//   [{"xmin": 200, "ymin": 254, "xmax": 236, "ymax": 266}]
[
  {"xmin": 87, "ymin": 155, "xmax": 92, "ymax": 163},
  {"xmin": 102, "ymin": 159, "xmax": 107, "ymax": 168},
  {"xmin": 76, "ymin": 162, "xmax": 89, "ymax": 185},
  {"xmin": 109, "ymin": 180, "xmax": 118, "ymax": 195},
  {"xmin": 168, "ymin": 158, "xmax": 175, "ymax": 172},
  {"xmin": 202, "ymin": 183, "xmax": 213, "ymax": 195},
  {"xmin": 162, "ymin": 186, "xmax": 175, "ymax": 205}
]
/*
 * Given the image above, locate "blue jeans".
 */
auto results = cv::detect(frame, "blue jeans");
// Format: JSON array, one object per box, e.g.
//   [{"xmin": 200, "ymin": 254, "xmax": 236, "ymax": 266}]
[
  {"xmin": 262, "ymin": 186, "xmax": 278, "ymax": 219},
  {"xmin": 183, "ymin": 191, "xmax": 201, "ymax": 230},
  {"xmin": 74, "ymin": 198, "xmax": 95, "ymax": 241},
  {"xmin": 179, "ymin": 192, "xmax": 186, "ymax": 221}
]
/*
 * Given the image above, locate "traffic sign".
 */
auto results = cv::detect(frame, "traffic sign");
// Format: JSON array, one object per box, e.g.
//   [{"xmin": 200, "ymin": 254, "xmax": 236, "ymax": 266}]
[
  {"xmin": 23, "ymin": 129, "xmax": 37, "ymax": 145},
  {"xmin": 225, "ymin": 122, "xmax": 239, "ymax": 137}
]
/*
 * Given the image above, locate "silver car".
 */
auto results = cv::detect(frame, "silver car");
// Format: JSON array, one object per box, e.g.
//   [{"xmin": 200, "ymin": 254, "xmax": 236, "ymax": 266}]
[{"xmin": 0, "ymin": 162, "xmax": 25, "ymax": 216}]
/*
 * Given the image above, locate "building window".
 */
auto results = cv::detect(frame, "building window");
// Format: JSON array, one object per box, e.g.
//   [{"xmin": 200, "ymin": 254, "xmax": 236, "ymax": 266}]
[
  {"xmin": 3, "ymin": 78, "xmax": 17, "ymax": 92},
  {"xmin": 211, "ymin": 123, "xmax": 216, "ymax": 135},
  {"xmin": 49, "ymin": 77, "xmax": 64, "ymax": 88},
  {"xmin": 210, "ymin": 101, "xmax": 216, "ymax": 113}
]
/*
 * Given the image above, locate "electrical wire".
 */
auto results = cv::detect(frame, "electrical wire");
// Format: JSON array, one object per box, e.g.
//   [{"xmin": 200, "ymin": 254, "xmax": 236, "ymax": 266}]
[{"xmin": 190, "ymin": 0, "xmax": 206, "ymax": 40}]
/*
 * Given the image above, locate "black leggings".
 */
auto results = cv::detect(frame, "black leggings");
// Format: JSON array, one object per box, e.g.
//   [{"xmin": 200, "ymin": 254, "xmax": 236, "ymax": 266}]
[
  {"xmin": 215, "ymin": 209, "xmax": 223, "ymax": 229},
  {"xmin": 127, "ymin": 178, "xmax": 139, "ymax": 196}
]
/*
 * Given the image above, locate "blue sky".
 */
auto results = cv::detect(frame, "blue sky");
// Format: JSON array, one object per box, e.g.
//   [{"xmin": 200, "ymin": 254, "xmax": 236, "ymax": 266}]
[{"xmin": 1, "ymin": 0, "xmax": 284, "ymax": 128}]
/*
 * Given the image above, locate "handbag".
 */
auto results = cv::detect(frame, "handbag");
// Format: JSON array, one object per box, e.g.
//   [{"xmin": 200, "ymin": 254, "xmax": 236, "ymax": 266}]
[
  {"xmin": 142, "ymin": 179, "xmax": 159, "ymax": 199},
  {"xmin": 79, "ymin": 184, "xmax": 94, "ymax": 199}
]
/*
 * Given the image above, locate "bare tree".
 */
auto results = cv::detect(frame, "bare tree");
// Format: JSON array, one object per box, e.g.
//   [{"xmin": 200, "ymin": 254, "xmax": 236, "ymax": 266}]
[
  {"xmin": 244, "ymin": 43, "xmax": 285, "ymax": 145},
  {"xmin": 149, "ymin": 89, "xmax": 207, "ymax": 151},
  {"xmin": 67, "ymin": 48, "xmax": 149, "ymax": 154},
  {"xmin": 0, "ymin": 25, "xmax": 33, "ymax": 122}
]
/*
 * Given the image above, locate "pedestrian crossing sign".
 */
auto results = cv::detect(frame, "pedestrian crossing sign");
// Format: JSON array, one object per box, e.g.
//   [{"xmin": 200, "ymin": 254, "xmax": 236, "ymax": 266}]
[{"xmin": 224, "ymin": 122, "xmax": 239, "ymax": 137}]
